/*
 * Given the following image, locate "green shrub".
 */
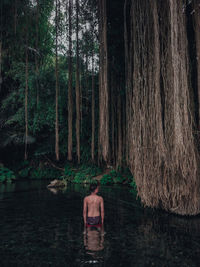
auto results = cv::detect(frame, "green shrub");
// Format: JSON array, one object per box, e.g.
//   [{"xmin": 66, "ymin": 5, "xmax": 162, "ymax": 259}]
[
  {"xmin": 123, "ymin": 168, "xmax": 134, "ymax": 184},
  {"xmin": 130, "ymin": 180, "xmax": 137, "ymax": 190},
  {"xmin": 73, "ymin": 172, "xmax": 85, "ymax": 183},
  {"xmin": 18, "ymin": 166, "xmax": 32, "ymax": 178},
  {"xmin": 0, "ymin": 167, "xmax": 16, "ymax": 183},
  {"xmin": 62, "ymin": 164, "xmax": 102, "ymax": 184},
  {"xmin": 64, "ymin": 165, "xmax": 75, "ymax": 177},
  {"xmin": 109, "ymin": 170, "xmax": 126, "ymax": 184},
  {"xmin": 30, "ymin": 168, "xmax": 61, "ymax": 179},
  {"xmin": 100, "ymin": 168, "xmax": 135, "ymax": 186},
  {"xmin": 100, "ymin": 174, "xmax": 113, "ymax": 185}
]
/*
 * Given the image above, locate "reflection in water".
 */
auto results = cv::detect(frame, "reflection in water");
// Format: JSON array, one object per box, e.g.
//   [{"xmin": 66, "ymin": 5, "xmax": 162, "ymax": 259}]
[
  {"xmin": 83, "ymin": 225, "xmax": 105, "ymax": 264},
  {"xmin": 47, "ymin": 185, "xmax": 67, "ymax": 194},
  {"xmin": 84, "ymin": 226, "xmax": 104, "ymax": 252},
  {"xmin": 0, "ymin": 183, "xmax": 16, "ymax": 199}
]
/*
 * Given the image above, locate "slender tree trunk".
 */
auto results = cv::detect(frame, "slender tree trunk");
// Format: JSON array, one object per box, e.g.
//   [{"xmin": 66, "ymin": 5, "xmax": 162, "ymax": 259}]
[
  {"xmin": 91, "ymin": 51, "xmax": 95, "ymax": 162},
  {"xmin": 55, "ymin": 0, "xmax": 59, "ymax": 161},
  {"xmin": 0, "ymin": 1, "xmax": 2, "ymax": 91},
  {"xmin": 35, "ymin": 0, "xmax": 39, "ymax": 107},
  {"xmin": 25, "ymin": 32, "xmax": 28, "ymax": 160},
  {"xmin": 75, "ymin": 0, "xmax": 80, "ymax": 163},
  {"xmin": 80, "ymin": 42, "xmax": 83, "ymax": 135},
  {"xmin": 0, "ymin": 41, "xmax": 2, "ymax": 92},
  {"xmin": 85, "ymin": 49, "xmax": 88, "ymax": 114},
  {"xmin": 117, "ymin": 94, "xmax": 122, "ymax": 167},
  {"xmin": 111, "ymin": 73, "xmax": 115, "ymax": 164},
  {"xmin": 98, "ymin": 0, "xmax": 109, "ymax": 163},
  {"xmin": 193, "ymin": 0, "xmax": 200, "ymax": 126},
  {"xmin": 67, "ymin": 0, "xmax": 73, "ymax": 161},
  {"xmin": 14, "ymin": 0, "xmax": 17, "ymax": 35}
]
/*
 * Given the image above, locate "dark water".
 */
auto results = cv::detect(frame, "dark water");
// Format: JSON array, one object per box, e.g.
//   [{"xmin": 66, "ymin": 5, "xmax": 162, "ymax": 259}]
[{"xmin": 0, "ymin": 181, "xmax": 200, "ymax": 267}]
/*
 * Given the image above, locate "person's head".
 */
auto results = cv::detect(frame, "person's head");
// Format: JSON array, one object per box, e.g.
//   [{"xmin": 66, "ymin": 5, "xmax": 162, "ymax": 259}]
[{"xmin": 89, "ymin": 183, "xmax": 99, "ymax": 194}]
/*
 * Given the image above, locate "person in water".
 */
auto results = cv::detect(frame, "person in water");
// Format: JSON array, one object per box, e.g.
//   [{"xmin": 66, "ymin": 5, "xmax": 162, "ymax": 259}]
[{"xmin": 83, "ymin": 183, "xmax": 104, "ymax": 227}]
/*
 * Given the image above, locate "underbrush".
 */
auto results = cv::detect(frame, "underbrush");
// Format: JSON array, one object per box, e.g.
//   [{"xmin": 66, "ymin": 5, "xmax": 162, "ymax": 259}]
[
  {"xmin": 0, "ymin": 159, "xmax": 136, "ymax": 190},
  {"xmin": 0, "ymin": 166, "xmax": 16, "ymax": 183},
  {"xmin": 100, "ymin": 168, "xmax": 136, "ymax": 188},
  {"xmin": 60, "ymin": 164, "xmax": 102, "ymax": 184},
  {"xmin": 18, "ymin": 161, "xmax": 61, "ymax": 179}
]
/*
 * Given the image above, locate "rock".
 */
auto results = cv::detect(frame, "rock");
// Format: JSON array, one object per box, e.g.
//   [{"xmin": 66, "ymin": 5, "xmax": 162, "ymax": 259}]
[{"xmin": 47, "ymin": 179, "xmax": 66, "ymax": 188}]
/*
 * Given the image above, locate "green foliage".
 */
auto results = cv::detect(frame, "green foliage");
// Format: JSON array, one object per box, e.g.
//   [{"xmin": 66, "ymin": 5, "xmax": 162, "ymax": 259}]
[
  {"xmin": 130, "ymin": 180, "xmax": 137, "ymax": 190},
  {"xmin": 18, "ymin": 166, "xmax": 32, "ymax": 178},
  {"xmin": 100, "ymin": 174, "xmax": 113, "ymax": 185},
  {"xmin": 0, "ymin": 167, "xmax": 16, "ymax": 183},
  {"xmin": 100, "ymin": 168, "xmax": 135, "ymax": 186},
  {"xmin": 64, "ymin": 165, "xmax": 75, "ymax": 178},
  {"xmin": 30, "ymin": 168, "xmax": 61, "ymax": 179},
  {"xmin": 60, "ymin": 164, "xmax": 102, "ymax": 184},
  {"xmin": 18, "ymin": 161, "xmax": 61, "ymax": 179}
]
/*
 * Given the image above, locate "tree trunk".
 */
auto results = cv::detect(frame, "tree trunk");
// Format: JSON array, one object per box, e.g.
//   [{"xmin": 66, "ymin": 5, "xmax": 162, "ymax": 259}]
[
  {"xmin": 0, "ymin": 1, "xmax": 2, "ymax": 91},
  {"xmin": 193, "ymin": 0, "xmax": 200, "ymax": 126},
  {"xmin": 35, "ymin": 0, "xmax": 39, "ymax": 107},
  {"xmin": 91, "ymin": 51, "xmax": 95, "ymax": 162},
  {"xmin": 0, "ymin": 41, "xmax": 2, "ymax": 92},
  {"xmin": 67, "ymin": 0, "xmax": 73, "ymax": 161},
  {"xmin": 117, "ymin": 94, "xmax": 122, "ymax": 167},
  {"xmin": 75, "ymin": 0, "xmax": 80, "ymax": 163},
  {"xmin": 14, "ymin": 0, "xmax": 17, "ymax": 35},
  {"xmin": 25, "ymin": 32, "xmax": 28, "ymax": 160},
  {"xmin": 55, "ymin": 0, "xmax": 59, "ymax": 161},
  {"xmin": 98, "ymin": 0, "xmax": 109, "ymax": 163},
  {"xmin": 126, "ymin": 0, "xmax": 200, "ymax": 215}
]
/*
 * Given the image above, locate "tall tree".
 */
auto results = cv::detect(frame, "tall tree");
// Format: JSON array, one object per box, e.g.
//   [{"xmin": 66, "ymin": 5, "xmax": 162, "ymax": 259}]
[
  {"xmin": 0, "ymin": 0, "xmax": 2, "ymax": 92},
  {"xmin": 14, "ymin": 0, "xmax": 17, "ymax": 35},
  {"xmin": 98, "ymin": 0, "xmax": 109, "ymax": 163},
  {"xmin": 75, "ymin": 0, "xmax": 80, "ymax": 163},
  {"xmin": 67, "ymin": 0, "xmax": 73, "ymax": 161},
  {"xmin": 193, "ymin": 0, "xmax": 200, "ymax": 126},
  {"xmin": 55, "ymin": 0, "xmax": 59, "ymax": 161},
  {"xmin": 91, "ymin": 48, "xmax": 95, "ymax": 162},
  {"xmin": 25, "ymin": 16, "xmax": 29, "ymax": 160},
  {"xmin": 35, "ymin": 0, "xmax": 39, "ymax": 106},
  {"xmin": 124, "ymin": 0, "xmax": 200, "ymax": 215}
]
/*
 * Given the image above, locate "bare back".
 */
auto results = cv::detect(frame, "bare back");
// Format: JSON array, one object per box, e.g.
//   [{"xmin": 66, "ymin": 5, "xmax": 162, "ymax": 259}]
[{"xmin": 85, "ymin": 195, "xmax": 102, "ymax": 217}]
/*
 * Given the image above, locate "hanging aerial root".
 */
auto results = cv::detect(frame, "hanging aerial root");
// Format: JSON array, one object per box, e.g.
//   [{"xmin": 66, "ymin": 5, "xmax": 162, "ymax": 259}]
[{"xmin": 126, "ymin": 0, "xmax": 200, "ymax": 215}]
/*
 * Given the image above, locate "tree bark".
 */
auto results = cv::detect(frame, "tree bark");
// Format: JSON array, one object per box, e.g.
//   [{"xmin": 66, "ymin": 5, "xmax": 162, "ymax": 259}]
[
  {"xmin": 0, "ymin": 41, "xmax": 2, "ymax": 92},
  {"xmin": 67, "ymin": 0, "xmax": 73, "ymax": 161},
  {"xmin": 55, "ymin": 0, "xmax": 59, "ymax": 161},
  {"xmin": 91, "ymin": 51, "xmax": 95, "ymax": 162},
  {"xmin": 117, "ymin": 94, "xmax": 122, "ymax": 167},
  {"xmin": 193, "ymin": 0, "xmax": 200, "ymax": 126},
  {"xmin": 75, "ymin": 0, "xmax": 80, "ymax": 163},
  {"xmin": 35, "ymin": 0, "xmax": 39, "ymax": 107},
  {"xmin": 98, "ymin": 0, "xmax": 109, "ymax": 163},
  {"xmin": 25, "ymin": 31, "xmax": 28, "ymax": 160},
  {"xmin": 14, "ymin": 0, "xmax": 17, "ymax": 35},
  {"xmin": 0, "ymin": 1, "xmax": 2, "ymax": 91}
]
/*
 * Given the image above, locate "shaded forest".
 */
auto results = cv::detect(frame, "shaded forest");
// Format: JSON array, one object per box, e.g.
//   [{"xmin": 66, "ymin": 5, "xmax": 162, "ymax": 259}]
[{"xmin": 1, "ymin": 0, "xmax": 200, "ymax": 215}]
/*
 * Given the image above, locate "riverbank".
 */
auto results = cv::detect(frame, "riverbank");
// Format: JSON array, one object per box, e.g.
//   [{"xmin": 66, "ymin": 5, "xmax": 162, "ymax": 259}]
[{"xmin": 0, "ymin": 161, "xmax": 136, "ymax": 188}]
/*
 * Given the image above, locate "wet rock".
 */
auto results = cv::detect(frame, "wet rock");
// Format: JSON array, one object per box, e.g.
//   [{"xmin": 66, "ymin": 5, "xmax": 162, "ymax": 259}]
[{"xmin": 47, "ymin": 179, "xmax": 66, "ymax": 188}]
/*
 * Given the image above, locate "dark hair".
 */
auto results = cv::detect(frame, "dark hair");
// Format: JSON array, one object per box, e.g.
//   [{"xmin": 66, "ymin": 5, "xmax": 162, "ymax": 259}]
[{"xmin": 89, "ymin": 183, "xmax": 98, "ymax": 193}]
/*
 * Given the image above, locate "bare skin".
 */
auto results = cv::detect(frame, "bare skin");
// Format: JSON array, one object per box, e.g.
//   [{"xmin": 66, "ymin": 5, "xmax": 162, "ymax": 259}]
[{"xmin": 83, "ymin": 186, "xmax": 104, "ymax": 225}]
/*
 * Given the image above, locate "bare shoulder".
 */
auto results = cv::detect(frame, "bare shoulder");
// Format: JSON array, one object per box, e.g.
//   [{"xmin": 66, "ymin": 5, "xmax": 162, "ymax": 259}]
[
  {"xmin": 84, "ymin": 196, "xmax": 89, "ymax": 202},
  {"xmin": 98, "ymin": 196, "xmax": 104, "ymax": 202}
]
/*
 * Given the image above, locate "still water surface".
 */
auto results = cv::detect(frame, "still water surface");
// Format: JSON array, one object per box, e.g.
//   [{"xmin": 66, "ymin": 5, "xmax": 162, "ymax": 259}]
[{"xmin": 0, "ymin": 181, "xmax": 200, "ymax": 267}]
